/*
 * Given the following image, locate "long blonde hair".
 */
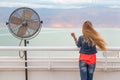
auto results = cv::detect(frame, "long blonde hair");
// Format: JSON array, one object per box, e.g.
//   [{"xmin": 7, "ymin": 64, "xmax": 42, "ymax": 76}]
[{"xmin": 82, "ymin": 20, "xmax": 107, "ymax": 51}]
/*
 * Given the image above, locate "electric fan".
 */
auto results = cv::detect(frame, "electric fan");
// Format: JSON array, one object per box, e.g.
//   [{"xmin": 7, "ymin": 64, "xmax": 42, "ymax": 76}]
[
  {"xmin": 7, "ymin": 7, "xmax": 42, "ymax": 40},
  {"xmin": 6, "ymin": 7, "xmax": 43, "ymax": 80}
]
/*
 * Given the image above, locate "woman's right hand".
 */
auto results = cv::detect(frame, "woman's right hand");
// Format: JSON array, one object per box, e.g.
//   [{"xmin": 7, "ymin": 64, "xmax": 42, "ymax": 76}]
[
  {"xmin": 71, "ymin": 32, "xmax": 77, "ymax": 42},
  {"xmin": 71, "ymin": 32, "xmax": 75, "ymax": 37}
]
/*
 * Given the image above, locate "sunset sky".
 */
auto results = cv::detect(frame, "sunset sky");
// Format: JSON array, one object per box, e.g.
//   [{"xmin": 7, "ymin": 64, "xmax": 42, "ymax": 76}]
[{"xmin": 0, "ymin": 0, "xmax": 120, "ymax": 28}]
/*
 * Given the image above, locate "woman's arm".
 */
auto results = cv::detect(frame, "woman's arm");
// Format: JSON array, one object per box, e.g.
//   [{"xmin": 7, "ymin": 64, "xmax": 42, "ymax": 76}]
[{"xmin": 71, "ymin": 32, "xmax": 77, "ymax": 43}]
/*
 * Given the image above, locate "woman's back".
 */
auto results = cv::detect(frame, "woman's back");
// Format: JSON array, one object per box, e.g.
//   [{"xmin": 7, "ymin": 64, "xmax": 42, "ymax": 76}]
[{"xmin": 76, "ymin": 36, "xmax": 97, "ymax": 54}]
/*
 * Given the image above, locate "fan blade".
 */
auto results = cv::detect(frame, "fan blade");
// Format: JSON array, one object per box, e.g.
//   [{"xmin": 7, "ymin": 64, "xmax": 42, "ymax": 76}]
[
  {"xmin": 22, "ymin": 9, "xmax": 33, "ymax": 20},
  {"xmin": 17, "ymin": 26, "xmax": 27, "ymax": 37},
  {"xmin": 10, "ymin": 16, "xmax": 22, "ymax": 25},
  {"xmin": 27, "ymin": 20, "xmax": 39, "ymax": 30}
]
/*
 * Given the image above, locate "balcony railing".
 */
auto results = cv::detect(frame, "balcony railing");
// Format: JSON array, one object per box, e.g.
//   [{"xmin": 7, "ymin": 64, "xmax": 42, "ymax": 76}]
[
  {"xmin": 0, "ymin": 46, "xmax": 120, "ymax": 51},
  {"xmin": 0, "ymin": 46, "xmax": 120, "ymax": 71}
]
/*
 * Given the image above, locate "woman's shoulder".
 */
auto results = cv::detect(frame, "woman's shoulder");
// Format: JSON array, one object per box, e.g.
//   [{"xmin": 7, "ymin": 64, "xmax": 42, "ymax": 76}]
[
  {"xmin": 79, "ymin": 35, "xmax": 84, "ymax": 39},
  {"xmin": 78, "ymin": 35, "xmax": 85, "ymax": 42}
]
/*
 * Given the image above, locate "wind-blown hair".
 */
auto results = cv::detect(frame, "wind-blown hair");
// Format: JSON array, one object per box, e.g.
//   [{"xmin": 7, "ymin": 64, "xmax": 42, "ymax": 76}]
[{"xmin": 82, "ymin": 20, "xmax": 107, "ymax": 51}]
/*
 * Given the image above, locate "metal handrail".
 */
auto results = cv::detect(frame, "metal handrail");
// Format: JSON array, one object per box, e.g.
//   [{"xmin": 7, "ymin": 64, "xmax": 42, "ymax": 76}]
[
  {"xmin": 0, "ymin": 46, "xmax": 79, "ymax": 51},
  {"xmin": 0, "ymin": 46, "xmax": 120, "ymax": 51}
]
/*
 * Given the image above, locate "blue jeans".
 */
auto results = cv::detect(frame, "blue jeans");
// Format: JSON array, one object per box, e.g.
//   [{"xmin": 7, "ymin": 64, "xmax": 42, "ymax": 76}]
[{"xmin": 79, "ymin": 60, "xmax": 96, "ymax": 80}]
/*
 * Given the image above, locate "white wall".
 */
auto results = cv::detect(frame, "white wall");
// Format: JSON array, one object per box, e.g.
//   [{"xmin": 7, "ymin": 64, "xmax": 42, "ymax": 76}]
[{"xmin": 0, "ymin": 57, "xmax": 120, "ymax": 80}]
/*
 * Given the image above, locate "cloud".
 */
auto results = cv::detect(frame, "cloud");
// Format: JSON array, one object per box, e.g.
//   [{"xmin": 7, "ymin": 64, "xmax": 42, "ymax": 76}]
[
  {"xmin": 1, "ymin": 0, "xmax": 120, "ymax": 9},
  {"xmin": 0, "ymin": 0, "xmax": 94, "ymax": 8},
  {"xmin": 0, "ymin": 2, "xmax": 85, "ymax": 9},
  {"xmin": 46, "ymin": 0, "xmax": 93, "ymax": 3},
  {"xmin": 109, "ymin": 5, "xmax": 120, "ymax": 8},
  {"xmin": 16, "ymin": 0, "xmax": 93, "ymax": 4},
  {"xmin": 0, "ymin": 2, "xmax": 55, "ymax": 8}
]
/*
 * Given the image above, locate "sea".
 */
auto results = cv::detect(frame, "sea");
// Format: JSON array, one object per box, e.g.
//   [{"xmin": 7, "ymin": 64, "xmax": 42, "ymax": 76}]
[{"xmin": 0, "ymin": 27, "xmax": 120, "ymax": 58}]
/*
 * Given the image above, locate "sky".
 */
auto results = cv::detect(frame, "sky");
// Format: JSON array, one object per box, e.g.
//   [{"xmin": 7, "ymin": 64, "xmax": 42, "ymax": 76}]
[
  {"xmin": 0, "ymin": 0, "xmax": 120, "ymax": 9},
  {"xmin": 0, "ymin": 0, "xmax": 120, "ymax": 28}
]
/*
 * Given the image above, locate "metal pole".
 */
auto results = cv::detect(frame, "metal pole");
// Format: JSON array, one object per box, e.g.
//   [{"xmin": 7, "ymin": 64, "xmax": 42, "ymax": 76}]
[{"xmin": 24, "ymin": 40, "xmax": 28, "ymax": 80}]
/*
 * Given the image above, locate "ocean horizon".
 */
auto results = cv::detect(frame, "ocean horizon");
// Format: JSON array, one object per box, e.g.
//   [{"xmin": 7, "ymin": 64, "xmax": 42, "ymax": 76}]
[{"xmin": 0, "ymin": 27, "xmax": 120, "ymax": 57}]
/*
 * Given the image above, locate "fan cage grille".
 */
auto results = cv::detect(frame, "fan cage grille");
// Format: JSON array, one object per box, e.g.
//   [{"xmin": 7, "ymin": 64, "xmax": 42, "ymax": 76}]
[{"xmin": 8, "ymin": 7, "xmax": 42, "ymax": 40}]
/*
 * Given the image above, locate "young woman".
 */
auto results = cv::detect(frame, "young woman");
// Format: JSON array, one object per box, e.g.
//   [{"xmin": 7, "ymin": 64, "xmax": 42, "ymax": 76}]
[{"xmin": 71, "ymin": 20, "xmax": 107, "ymax": 80}]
